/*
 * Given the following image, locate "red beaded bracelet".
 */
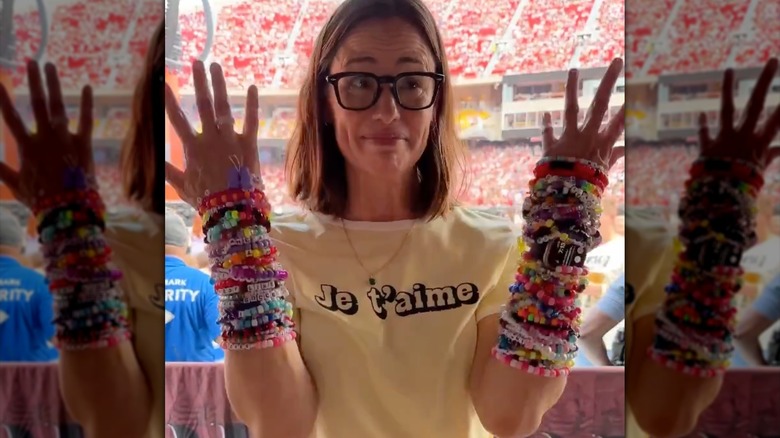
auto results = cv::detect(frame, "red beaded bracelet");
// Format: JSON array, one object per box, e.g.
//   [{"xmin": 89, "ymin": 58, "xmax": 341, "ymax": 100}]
[{"xmin": 198, "ymin": 189, "xmax": 268, "ymax": 215}]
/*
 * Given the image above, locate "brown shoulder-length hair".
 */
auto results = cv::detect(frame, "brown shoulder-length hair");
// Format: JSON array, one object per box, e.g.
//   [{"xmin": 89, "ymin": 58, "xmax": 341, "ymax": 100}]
[
  {"xmin": 285, "ymin": 0, "xmax": 466, "ymax": 219},
  {"xmin": 121, "ymin": 21, "xmax": 165, "ymax": 214}
]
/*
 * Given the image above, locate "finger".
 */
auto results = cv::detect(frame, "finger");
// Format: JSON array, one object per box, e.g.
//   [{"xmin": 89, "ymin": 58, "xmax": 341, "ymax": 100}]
[
  {"xmin": 541, "ymin": 112, "xmax": 555, "ymax": 146},
  {"xmin": 564, "ymin": 69, "xmax": 579, "ymax": 130},
  {"xmin": 609, "ymin": 146, "xmax": 625, "ymax": 168},
  {"xmin": 209, "ymin": 63, "xmax": 234, "ymax": 130},
  {"xmin": 741, "ymin": 58, "xmax": 778, "ymax": 133},
  {"xmin": 0, "ymin": 162, "xmax": 21, "ymax": 194},
  {"xmin": 44, "ymin": 63, "xmax": 67, "ymax": 128},
  {"xmin": 165, "ymin": 161, "xmax": 186, "ymax": 194},
  {"xmin": 602, "ymin": 104, "xmax": 625, "ymax": 146},
  {"xmin": 26, "ymin": 60, "xmax": 50, "ymax": 130},
  {"xmin": 0, "ymin": 84, "xmax": 30, "ymax": 141},
  {"xmin": 193, "ymin": 61, "xmax": 216, "ymax": 134},
  {"xmin": 698, "ymin": 112, "xmax": 711, "ymax": 150},
  {"xmin": 761, "ymin": 104, "xmax": 780, "ymax": 144},
  {"xmin": 584, "ymin": 58, "xmax": 623, "ymax": 133},
  {"xmin": 165, "ymin": 83, "xmax": 197, "ymax": 144},
  {"xmin": 243, "ymin": 85, "xmax": 259, "ymax": 139},
  {"xmin": 720, "ymin": 69, "xmax": 735, "ymax": 131},
  {"xmin": 77, "ymin": 85, "xmax": 94, "ymax": 140}
]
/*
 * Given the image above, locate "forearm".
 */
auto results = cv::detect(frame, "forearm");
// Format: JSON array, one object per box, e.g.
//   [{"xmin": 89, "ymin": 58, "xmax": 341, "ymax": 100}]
[
  {"xmin": 59, "ymin": 345, "xmax": 152, "ymax": 437},
  {"xmin": 473, "ymin": 158, "xmax": 609, "ymax": 436},
  {"xmin": 225, "ymin": 344, "xmax": 317, "ymax": 437},
  {"xmin": 38, "ymin": 192, "xmax": 150, "ymax": 437},
  {"xmin": 471, "ymin": 328, "xmax": 567, "ymax": 437},
  {"xmin": 579, "ymin": 335, "xmax": 612, "ymax": 365},
  {"xmin": 734, "ymin": 337, "xmax": 767, "ymax": 366},
  {"xmin": 629, "ymin": 314, "xmax": 723, "ymax": 438},
  {"xmin": 631, "ymin": 158, "xmax": 762, "ymax": 436},
  {"xmin": 202, "ymin": 187, "xmax": 316, "ymax": 437}
]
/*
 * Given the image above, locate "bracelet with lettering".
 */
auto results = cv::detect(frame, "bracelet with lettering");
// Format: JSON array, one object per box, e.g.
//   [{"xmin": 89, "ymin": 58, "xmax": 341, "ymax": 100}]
[{"xmin": 494, "ymin": 157, "xmax": 605, "ymax": 377}]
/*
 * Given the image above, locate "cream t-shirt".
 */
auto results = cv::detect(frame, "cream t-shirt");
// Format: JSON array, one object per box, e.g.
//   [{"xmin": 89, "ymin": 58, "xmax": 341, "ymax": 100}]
[
  {"xmin": 105, "ymin": 209, "xmax": 165, "ymax": 438},
  {"xmin": 271, "ymin": 206, "xmax": 517, "ymax": 438},
  {"xmin": 624, "ymin": 209, "xmax": 677, "ymax": 438}
]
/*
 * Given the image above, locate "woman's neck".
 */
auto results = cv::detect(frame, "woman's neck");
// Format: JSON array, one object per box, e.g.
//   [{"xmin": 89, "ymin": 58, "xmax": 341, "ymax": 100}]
[{"xmin": 344, "ymin": 170, "xmax": 420, "ymax": 222}]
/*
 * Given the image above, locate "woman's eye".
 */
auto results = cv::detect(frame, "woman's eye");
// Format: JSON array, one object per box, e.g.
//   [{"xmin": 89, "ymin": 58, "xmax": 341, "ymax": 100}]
[
  {"xmin": 350, "ymin": 78, "xmax": 370, "ymax": 88},
  {"xmin": 400, "ymin": 80, "xmax": 419, "ymax": 89}
]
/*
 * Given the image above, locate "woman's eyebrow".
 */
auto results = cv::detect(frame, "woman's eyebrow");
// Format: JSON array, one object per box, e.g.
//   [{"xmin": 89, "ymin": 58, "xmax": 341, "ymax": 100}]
[{"xmin": 343, "ymin": 55, "xmax": 426, "ymax": 67}]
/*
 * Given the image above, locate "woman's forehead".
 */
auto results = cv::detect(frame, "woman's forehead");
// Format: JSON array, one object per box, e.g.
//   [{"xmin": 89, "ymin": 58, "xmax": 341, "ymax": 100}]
[{"xmin": 332, "ymin": 19, "xmax": 435, "ymax": 72}]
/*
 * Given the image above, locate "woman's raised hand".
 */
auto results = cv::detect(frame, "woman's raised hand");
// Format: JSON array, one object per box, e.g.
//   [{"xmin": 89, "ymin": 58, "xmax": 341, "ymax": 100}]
[
  {"xmin": 0, "ymin": 61, "xmax": 95, "ymax": 208},
  {"xmin": 165, "ymin": 61, "xmax": 261, "ymax": 207},
  {"xmin": 699, "ymin": 58, "xmax": 780, "ymax": 169},
  {"xmin": 542, "ymin": 58, "xmax": 626, "ymax": 171}
]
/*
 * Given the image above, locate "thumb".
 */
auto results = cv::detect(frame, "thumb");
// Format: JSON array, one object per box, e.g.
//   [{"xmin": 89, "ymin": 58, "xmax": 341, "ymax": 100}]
[{"xmin": 165, "ymin": 161, "xmax": 186, "ymax": 195}]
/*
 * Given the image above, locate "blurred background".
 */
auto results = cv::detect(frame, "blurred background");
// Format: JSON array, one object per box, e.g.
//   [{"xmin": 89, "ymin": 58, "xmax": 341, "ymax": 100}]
[{"xmin": 624, "ymin": 0, "xmax": 780, "ymax": 365}]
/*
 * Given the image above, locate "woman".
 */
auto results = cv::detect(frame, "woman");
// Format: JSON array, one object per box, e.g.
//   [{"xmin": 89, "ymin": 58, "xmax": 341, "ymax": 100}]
[
  {"xmin": 165, "ymin": 0, "xmax": 624, "ymax": 437},
  {"xmin": 624, "ymin": 59, "xmax": 780, "ymax": 437},
  {"xmin": 0, "ymin": 21, "xmax": 165, "ymax": 438}
]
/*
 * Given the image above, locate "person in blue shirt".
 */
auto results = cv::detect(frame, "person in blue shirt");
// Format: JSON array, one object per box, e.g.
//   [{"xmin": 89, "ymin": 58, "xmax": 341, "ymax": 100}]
[
  {"xmin": 577, "ymin": 273, "xmax": 625, "ymax": 366},
  {"xmin": 164, "ymin": 211, "xmax": 222, "ymax": 362},
  {"xmin": 734, "ymin": 274, "xmax": 780, "ymax": 366},
  {"xmin": 0, "ymin": 207, "xmax": 57, "ymax": 362}
]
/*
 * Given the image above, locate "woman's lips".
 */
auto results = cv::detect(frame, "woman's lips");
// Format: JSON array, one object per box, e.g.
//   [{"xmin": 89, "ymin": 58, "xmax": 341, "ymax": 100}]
[{"xmin": 363, "ymin": 136, "xmax": 404, "ymax": 146}]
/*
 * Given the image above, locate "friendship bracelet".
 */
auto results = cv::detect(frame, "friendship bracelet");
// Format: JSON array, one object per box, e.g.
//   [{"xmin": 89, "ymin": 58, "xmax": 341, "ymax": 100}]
[
  {"xmin": 493, "ymin": 158, "xmax": 608, "ymax": 375},
  {"xmin": 650, "ymin": 157, "xmax": 759, "ymax": 374},
  {"xmin": 201, "ymin": 180, "xmax": 296, "ymax": 350}
]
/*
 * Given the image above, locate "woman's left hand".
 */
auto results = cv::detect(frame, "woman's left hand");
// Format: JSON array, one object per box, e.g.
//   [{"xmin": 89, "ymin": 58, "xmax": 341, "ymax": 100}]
[{"xmin": 542, "ymin": 58, "xmax": 625, "ymax": 171}]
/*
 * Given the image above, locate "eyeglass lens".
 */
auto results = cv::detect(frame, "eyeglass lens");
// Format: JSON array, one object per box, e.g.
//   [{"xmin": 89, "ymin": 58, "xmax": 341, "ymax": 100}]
[{"xmin": 336, "ymin": 74, "xmax": 437, "ymax": 109}]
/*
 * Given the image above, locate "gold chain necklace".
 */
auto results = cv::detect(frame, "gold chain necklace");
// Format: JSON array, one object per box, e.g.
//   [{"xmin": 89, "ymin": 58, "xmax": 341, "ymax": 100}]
[{"xmin": 340, "ymin": 218, "xmax": 415, "ymax": 286}]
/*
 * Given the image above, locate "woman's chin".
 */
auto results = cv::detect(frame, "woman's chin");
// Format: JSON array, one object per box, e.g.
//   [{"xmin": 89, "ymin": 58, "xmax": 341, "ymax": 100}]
[{"xmin": 363, "ymin": 160, "xmax": 415, "ymax": 180}]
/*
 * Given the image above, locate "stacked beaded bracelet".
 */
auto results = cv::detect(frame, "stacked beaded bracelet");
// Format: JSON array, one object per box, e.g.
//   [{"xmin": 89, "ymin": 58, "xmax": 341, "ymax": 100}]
[
  {"xmin": 199, "ymin": 169, "xmax": 296, "ymax": 350},
  {"xmin": 650, "ymin": 158, "xmax": 763, "ymax": 377},
  {"xmin": 493, "ymin": 156, "xmax": 607, "ymax": 377},
  {"xmin": 33, "ymin": 186, "xmax": 130, "ymax": 350}
]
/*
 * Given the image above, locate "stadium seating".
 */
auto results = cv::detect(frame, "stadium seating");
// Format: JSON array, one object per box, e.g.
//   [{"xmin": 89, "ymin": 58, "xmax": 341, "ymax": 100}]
[
  {"xmin": 9, "ymin": 0, "xmax": 778, "ymax": 88},
  {"xmin": 646, "ymin": 0, "xmax": 748, "ymax": 75},
  {"xmin": 576, "ymin": 0, "xmax": 625, "ymax": 69},
  {"xmin": 211, "ymin": 0, "xmax": 301, "ymax": 90},
  {"xmin": 9, "ymin": 0, "xmax": 780, "ymax": 214},
  {"xmin": 732, "ymin": 0, "xmax": 780, "ymax": 67},
  {"xmin": 625, "ymin": 0, "xmax": 675, "ymax": 78},
  {"xmin": 493, "ymin": 0, "xmax": 594, "ymax": 76},
  {"xmin": 8, "ymin": 8, "xmax": 43, "ymax": 88}
]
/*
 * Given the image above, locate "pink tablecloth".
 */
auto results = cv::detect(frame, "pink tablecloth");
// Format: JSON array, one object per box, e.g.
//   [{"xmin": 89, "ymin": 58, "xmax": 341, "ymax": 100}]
[
  {"xmin": 164, "ymin": 363, "xmax": 241, "ymax": 438},
  {"xmin": 534, "ymin": 367, "xmax": 625, "ymax": 438},
  {"xmin": 0, "ymin": 363, "xmax": 76, "ymax": 437},
  {"xmin": 2, "ymin": 364, "xmax": 778, "ymax": 437},
  {"xmin": 163, "ymin": 364, "xmax": 626, "ymax": 438},
  {"xmin": 683, "ymin": 368, "xmax": 780, "ymax": 438}
]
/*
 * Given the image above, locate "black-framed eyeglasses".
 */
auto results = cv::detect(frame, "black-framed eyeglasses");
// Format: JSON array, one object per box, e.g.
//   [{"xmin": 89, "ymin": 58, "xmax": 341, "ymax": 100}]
[{"xmin": 325, "ymin": 71, "xmax": 445, "ymax": 111}]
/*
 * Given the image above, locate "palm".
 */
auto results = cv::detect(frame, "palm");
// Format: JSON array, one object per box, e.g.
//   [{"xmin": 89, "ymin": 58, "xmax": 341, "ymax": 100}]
[
  {"xmin": 0, "ymin": 62, "xmax": 94, "ymax": 208},
  {"xmin": 165, "ymin": 61, "xmax": 261, "ymax": 207}
]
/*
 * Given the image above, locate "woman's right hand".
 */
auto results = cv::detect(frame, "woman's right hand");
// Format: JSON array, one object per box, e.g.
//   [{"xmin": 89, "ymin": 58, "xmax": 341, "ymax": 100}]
[{"xmin": 165, "ymin": 61, "xmax": 261, "ymax": 207}]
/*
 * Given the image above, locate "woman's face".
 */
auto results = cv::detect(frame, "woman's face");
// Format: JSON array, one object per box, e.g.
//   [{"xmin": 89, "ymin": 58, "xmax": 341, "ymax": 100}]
[{"xmin": 326, "ymin": 17, "xmax": 438, "ymax": 181}]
